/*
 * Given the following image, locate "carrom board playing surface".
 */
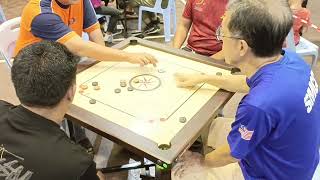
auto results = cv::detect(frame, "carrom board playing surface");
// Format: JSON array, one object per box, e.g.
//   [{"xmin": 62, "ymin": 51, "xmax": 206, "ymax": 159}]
[{"xmin": 68, "ymin": 38, "xmax": 235, "ymax": 164}]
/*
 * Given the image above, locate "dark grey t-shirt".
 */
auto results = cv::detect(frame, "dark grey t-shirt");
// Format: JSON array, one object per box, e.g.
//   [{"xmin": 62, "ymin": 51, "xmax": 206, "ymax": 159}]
[{"xmin": 0, "ymin": 100, "xmax": 99, "ymax": 180}]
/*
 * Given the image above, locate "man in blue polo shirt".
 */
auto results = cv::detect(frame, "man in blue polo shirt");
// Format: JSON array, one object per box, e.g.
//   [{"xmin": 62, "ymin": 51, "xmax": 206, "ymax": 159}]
[{"xmin": 173, "ymin": 0, "xmax": 320, "ymax": 179}]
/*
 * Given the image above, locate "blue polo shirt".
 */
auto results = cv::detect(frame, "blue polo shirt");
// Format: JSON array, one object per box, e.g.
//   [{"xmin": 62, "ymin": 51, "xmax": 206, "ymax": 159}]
[{"xmin": 227, "ymin": 50, "xmax": 320, "ymax": 180}]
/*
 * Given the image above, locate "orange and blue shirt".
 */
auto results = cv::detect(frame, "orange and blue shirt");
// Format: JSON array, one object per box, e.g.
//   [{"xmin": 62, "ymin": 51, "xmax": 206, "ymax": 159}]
[{"xmin": 14, "ymin": 0, "xmax": 100, "ymax": 56}]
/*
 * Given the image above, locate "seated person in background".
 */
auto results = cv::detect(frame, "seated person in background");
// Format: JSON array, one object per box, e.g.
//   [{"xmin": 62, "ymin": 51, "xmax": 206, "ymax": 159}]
[
  {"xmin": 14, "ymin": 0, "xmax": 157, "ymax": 66},
  {"xmin": 173, "ymin": 0, "xmax": 228, "ymax": 59},
  {"xmin": 0, "ymin": 41, "xmax": 104, "ymax": 180},
  {"xmin": 173, "ymin": 0, "xmax": 320, "ymax": 179},
  {"xmin": 90, "ymin": 0, "xmax": 122, "ymax": 43},
  {"xmin": 288, "ymin": 0, "xmax": 311, "ymax": 45},
  {"xmin": 128, "ymin": 0, "xmax": 168, "ymax": 35}
]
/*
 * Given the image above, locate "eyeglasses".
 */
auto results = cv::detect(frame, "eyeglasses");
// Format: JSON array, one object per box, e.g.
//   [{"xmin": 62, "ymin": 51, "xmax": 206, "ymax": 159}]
[{"xmin": 216, "ymin": 26, "xmax": 242, "ymax": 42}]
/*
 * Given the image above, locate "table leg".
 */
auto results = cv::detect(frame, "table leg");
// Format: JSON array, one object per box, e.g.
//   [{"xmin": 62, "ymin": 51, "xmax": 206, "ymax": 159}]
[
  {"xmin": 93, "ymin": 135, "xmax": 103, "ymax": 154},
  {"xmin": 123, "ymin": 1, "xmax": 129, "ymax": 38},
  {"xmin": 200, "ymin": 120, "xmax": 215, "ymax": 155},
  {"xmin": 116, "ymin": 0, "xmax": 129, "ymax": 38},
  {"xmin": 155, "ymin": 165, "xmax": 171, "ymax": 180}
]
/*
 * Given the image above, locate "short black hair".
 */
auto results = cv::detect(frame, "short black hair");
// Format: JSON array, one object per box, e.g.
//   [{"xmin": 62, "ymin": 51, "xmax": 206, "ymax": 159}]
[
  {"xmin": 227, "ymin": 0, "xmax": 293, "ymax": 57},
  {"xmin": 12, "ymin": 41, "xmax": 80, "ymax": 107}
]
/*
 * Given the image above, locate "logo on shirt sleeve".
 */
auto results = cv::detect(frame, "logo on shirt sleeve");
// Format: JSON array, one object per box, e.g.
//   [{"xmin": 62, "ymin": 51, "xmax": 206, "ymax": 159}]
[
  {"xmin": 238, "ymin": 125, "xmax": 254, "ymax": 141},
  {"xmin": 304, "ymin": 71, "xmax": 319, "ymax": 113},
  {"xmin": 68, "ymin": 17, "xmax": 76, "ymax": 26}
]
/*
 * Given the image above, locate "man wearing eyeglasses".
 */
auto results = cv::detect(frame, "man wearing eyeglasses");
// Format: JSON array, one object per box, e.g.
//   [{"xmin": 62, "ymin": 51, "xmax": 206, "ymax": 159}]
[{"xmin": 173, "ymin": 0, "xmax": 320, "ymax": 179}]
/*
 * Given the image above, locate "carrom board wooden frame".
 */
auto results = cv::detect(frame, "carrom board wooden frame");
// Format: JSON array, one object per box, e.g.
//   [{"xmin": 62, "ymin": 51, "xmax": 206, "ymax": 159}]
[{"xmin": 66, "ymin": 37, "xmax": 236, "ymax": 167}]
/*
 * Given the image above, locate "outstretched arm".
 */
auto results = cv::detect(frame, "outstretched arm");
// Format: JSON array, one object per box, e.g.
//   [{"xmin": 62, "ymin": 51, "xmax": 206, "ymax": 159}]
[
  {"xmin": 175, "ymin": 73, "xmax": 249, "ymax": 93},
  {"xmin": 64, "ymin": 35, "xmax": 157, "ymax": 66}
]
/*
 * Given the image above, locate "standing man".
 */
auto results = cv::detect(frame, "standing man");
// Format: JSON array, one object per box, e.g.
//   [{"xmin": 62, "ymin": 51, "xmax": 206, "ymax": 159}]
[
  {"xmin": 173, "ymin": 0, "xmax": 227, "ymax": 59},
  {"xmin": 173, "ymin": 0, "xmax": 320, "ymax": 179},
  {"xmin": 14, "ymin": 0, "xmax": 157, "ymax": 66}
]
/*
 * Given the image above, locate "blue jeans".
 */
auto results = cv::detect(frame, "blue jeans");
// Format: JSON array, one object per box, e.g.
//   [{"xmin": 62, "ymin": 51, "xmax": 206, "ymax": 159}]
[{"xmin": 95, "ymin": 6, "xmax": 122, "ymax": 33}]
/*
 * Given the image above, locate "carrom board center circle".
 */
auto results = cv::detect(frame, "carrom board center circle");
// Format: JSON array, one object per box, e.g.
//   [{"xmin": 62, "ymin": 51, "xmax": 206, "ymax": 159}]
[{"xmin": 129, "ymin": 74, "xmax": 161, "ymax": 91}]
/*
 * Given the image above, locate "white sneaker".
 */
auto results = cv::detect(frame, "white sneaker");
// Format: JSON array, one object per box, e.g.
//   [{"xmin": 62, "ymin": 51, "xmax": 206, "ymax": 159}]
[
  {"xmin": 112, "ymin": 29, "xmax": 123, "ymax": 36},
  {"xmin": 104, "ymin": 34, "xmax": 113, "ymax": 43}
]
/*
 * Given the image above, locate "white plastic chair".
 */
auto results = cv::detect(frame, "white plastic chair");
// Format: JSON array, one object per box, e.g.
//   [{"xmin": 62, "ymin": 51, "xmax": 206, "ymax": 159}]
[
  {"xmin": 296, "ymin": 37, "xmax": 319, "ymax": 68},
  {"xmin": 285, "ymin": 29, "xmax": 296, "ymax": 52},
  {"xmin": 286, "ymin": 28, "xmax": 319, "ymax": 68},
  {"xmin": 0, "ymin": 17, "xmax": 21, "ymax": 68},
  {"xmin": 138, "ymin": 0, "xmax": 176, "ymax": 42}
]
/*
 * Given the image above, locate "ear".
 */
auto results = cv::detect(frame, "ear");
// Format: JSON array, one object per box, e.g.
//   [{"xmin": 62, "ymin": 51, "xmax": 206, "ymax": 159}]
[
  {"xmin": 66, "ymin": 83, "xmax": 76, "ymax": 102},
  {"xmin": 239, "ymin": 40, "xmax": 249, "ymax": 57}
]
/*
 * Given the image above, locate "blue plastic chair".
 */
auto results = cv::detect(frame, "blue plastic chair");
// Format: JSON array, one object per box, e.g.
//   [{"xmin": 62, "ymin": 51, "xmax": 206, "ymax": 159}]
[
  {"xmin": 286, "ymin": 28, "xmax": 319, "ymax": 68},
  {"xmin": 138, "ymin": 0, "xmax": 176, "ymax": 42}
]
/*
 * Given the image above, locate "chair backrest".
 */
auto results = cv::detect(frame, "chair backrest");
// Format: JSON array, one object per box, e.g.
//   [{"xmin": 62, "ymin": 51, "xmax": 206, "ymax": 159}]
[
  {"xmin": 0, "ymin": 17, "xmax": 21, "ymax": 68},
  {"xmin": 285, "ymin": 28, "xmax": 296, "ymax": 52},
  {"xmin": 0, "ymin": 5, "xmax": 6, "ymax": 24}
]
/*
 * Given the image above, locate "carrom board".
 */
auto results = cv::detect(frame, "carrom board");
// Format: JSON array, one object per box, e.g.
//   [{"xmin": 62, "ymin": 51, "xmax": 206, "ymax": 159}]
[{"xmin": 67, "ymin": 38, "xmax": 236, "ymax": 165}]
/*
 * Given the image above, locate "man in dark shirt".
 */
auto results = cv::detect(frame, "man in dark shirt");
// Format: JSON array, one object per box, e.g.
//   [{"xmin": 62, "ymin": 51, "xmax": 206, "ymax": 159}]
[{"xmin": 0, "ymin": 41, "xmax": 104, "ymax": 180}]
